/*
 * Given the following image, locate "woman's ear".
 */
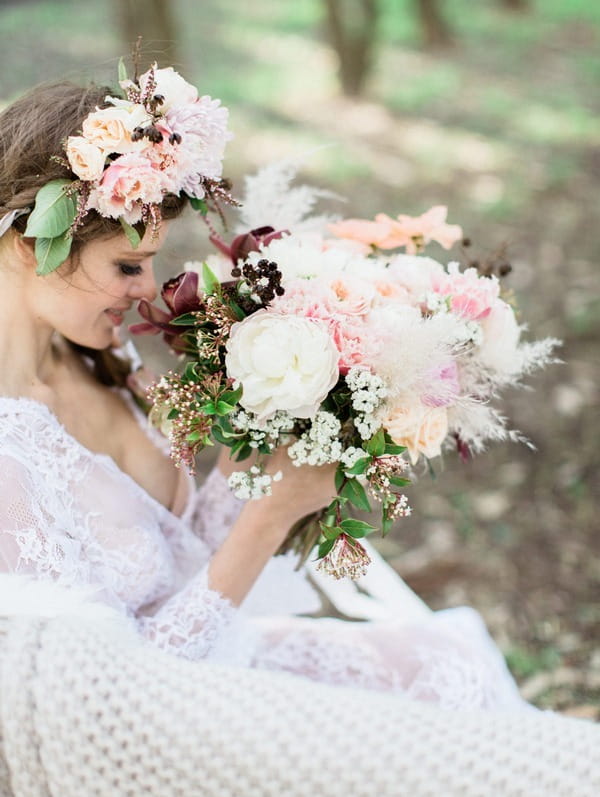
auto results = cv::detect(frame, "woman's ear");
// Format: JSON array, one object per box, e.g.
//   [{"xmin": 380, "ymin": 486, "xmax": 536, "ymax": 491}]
[{"xmin": 11, "ymin": 231, "xmax": 38, "ymax": 269}]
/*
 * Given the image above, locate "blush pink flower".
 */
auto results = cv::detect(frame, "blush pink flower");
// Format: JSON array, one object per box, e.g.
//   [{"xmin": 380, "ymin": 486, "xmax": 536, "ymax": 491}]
[
  {"xmin": 327, "ymin": 218, "xmax": 393, "ymax": 250},
  {"xmin": 329, "ymin": 277, "xmax": 376, "ymax": 316},
  {"xmin": 421, "ymin": 360, "xmax": 460, "ymax": 407},
  {"xmin": 89, "ymin": 152, "xmax": 164, "ymax": 223},
  {"xmin": 375, "ymin": 206, "xmax": 462, "ymax": 254},
  {"xmin": 431, "ymin": 263, "xmax": 500, "ymax": 320}
]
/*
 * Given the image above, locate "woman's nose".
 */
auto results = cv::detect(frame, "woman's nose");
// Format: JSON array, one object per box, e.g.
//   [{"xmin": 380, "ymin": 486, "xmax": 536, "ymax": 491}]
[{"xmin": 129, "ymin": 268, "xmax": 158, "ymax": 303}]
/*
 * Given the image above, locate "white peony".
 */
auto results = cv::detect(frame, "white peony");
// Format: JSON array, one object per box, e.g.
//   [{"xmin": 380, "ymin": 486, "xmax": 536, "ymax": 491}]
[
  {"xmin": 139, "ymin": 66, "xmax": 198, "ymax": 112},
  {"xmin": 477, "ymin": 299, "xmax": 521, "ymax": 376},
  {"xmin": 225, "ymin": 310, "xmax": 339, "ymax": 420}
]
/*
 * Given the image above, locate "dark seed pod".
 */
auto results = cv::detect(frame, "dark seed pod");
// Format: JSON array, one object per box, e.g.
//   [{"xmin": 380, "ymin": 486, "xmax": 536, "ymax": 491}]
[
  {"xmin": 131, "ymin": 126, "xmax": 144, "ymax": 142},
  {"xmin": 498, "ymin": 263, "xmax": 512, "ymax": 277},
  {"xmin": 169, "ymin": 132, "xmax": 182, "ymax": 145},
  {"xmin": 153, "ymin": 94, "xmax": 165, "ymax": 105}
]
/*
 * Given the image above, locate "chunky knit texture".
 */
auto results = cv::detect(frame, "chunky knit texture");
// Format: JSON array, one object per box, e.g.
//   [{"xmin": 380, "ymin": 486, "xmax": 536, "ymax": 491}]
[{"xmin": 1, "ymin": 610, "xmax": 599, "ymax": 797}]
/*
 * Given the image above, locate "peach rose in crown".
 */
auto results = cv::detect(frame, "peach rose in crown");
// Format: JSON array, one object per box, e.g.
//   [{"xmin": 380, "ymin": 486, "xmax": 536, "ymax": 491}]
[
  {"xmin": 383, "ymin": 399, "xmax": 448, "ymax": 464},
  {"xmin": 66, "ymin": 136, "xmax": 106, "ymax": 182},
  {"xmin": 82, "ymin": 104, "xmax": 151, "ymax": 155},
  {"xmin": 89, "ymin": 152, "xmax": 164, "ymax": 223}
]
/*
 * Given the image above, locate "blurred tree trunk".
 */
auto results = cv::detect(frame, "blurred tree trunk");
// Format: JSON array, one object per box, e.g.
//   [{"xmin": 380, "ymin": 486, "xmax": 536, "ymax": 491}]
[
  {"xmin": 416, "ymin": 0, "xmax": 452, "ymax": 48},
  {"xmin": 323, "ymin": 0, "xmax": 380, "ymax": 96},
  {"xmin": 114, "ymin": 0, "xmax": 179, "ymax": 72},
  {"xmin": 499, "ymin": 0, "xmax": 529, "ymax": 9}
]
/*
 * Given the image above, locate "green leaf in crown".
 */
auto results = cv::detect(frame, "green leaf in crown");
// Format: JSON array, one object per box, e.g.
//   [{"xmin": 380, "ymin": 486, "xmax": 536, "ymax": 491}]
[
  {"xmin": 25, "ymin": 179, "xmax": 77, "ymax": 239},
  {"xmin": 25, "ymin": 179, "xmax": 78, "ymax": 275},
  {"xmin": 34, "ymin": 234, "xmax": 73, "ymax": 276}
]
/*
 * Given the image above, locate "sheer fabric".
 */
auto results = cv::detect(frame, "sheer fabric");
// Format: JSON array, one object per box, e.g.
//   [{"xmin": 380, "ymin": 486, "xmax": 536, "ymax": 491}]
[{"xmin": 0, "ymin": 396, "xmax": 525, "ymax": 710}]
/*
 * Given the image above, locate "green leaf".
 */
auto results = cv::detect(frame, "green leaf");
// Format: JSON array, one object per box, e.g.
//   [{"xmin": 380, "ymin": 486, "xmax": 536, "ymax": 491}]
[
  {"xmin": 317, "ymin": 539, "xmax": 335, "ymax": 559},
  {"xmin": 118, "ymin": 57, "xmax": 128, "ymax": 83},
  {"xmin": 202, "ymin": 401, "xmax": 216, "ymax": 415},
  {"xmin": 171, "ymin": 312, "xmax": 199, "ymax": 326},
  {"xmin": 34, "ymin": 234, "xmax": 73, "ymax": 276},
  {"xmin": 215, "ymin": 400, "xmax": 236, "ymax": 416},
  {"xmin": 229, "ymin": 299, "xmax": 246, "ymax": 321},
  {"xmin": 182, "ymin": 362, "xmax": 199, "ymax": 382},
  {"xmin": 167, "ymin": 408, "xmax": 179, "ymax": 420},
  {"xmin": 319, "ymin": 523, "xmax": 342, "ymax": 541},
  {"xmin": 339, "ymin": 518, "xmax": 376, "ymax": 538},
  {"xmin": 382, "ymin": 515, "xmax": 393, "ymax": 536},
  {"xmin": 384, "ymin": 442, "xmax": 406, "ymax": 455},
  {"xmin": 340, "ymin": 479, "xmax": 371, "ymax": 512},
  {"xmin": 202, "ymin": 262, "xmax": 220, "ymax": 294},
  {"xmin": 25, "ymin": 180, "xmax": 77, "ymax": 239},
  {"xmin": 190, "ymin": 197, "xmax": 208, "ymax": 214},
  {"xmin": 334, "ymin": 467, "xmax": 345, "ymax": 492},
  {"xmin": 344, "ymin": 456, "xmax": 371, "ymax": 476},
  {"xmin": 186, "ymin": 430, "xmax": 202, "ymax": 443},
  {"xmin": 366, "ymin": 428, "xmax": 385, "ymax": 457},
  {"xmin": 120, "ymin": 217, "xmax": 142, "ymax": 249},
  {"xmin": 221, "ymin": 385, "xmax": 243, "ymax": 405},
  {"xmin": 389, "ymin": 476, "xmax": 410, "ymax": 488}
]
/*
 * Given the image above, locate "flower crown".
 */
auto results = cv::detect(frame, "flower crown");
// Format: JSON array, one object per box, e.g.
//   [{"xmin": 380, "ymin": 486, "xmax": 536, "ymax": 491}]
[{"xmin": 20, "ymin": 61, "xmax": 233, "ymax": 275}]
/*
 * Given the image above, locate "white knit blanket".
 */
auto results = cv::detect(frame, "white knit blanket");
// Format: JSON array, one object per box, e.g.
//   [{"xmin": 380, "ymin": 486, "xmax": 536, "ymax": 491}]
[{"xmin": 0, "ymin": 578, "xmax": 599, "ymax": 797}]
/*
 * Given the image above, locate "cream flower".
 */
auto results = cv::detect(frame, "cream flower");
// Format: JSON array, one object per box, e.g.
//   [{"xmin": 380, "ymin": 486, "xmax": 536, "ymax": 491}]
[
  {"xmin": 139, "ymin": 65, "xmax": 198, "ymax": 112},
  {"xmin": 225, "ymin": 310, "xmax": 339, "ymax": 420},
  {"xmin": 66, "ymin": 136, "xmax": 106, "ymax": 182},
  {"xmin": 384, "ymin": 400, "xmax": 448, "ymax": 464},
  {"xmin": 82, "ymin": 105, "xmax": 151, "ymax": 155},
  {"xmin": 477, "ymin": 299, "xmax": 521, "ymax": 375}
]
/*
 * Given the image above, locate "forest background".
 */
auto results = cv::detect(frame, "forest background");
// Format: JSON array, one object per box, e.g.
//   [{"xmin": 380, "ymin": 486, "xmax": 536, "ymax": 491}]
[{"xmin": 0, "ymin": 0, "xmax": 598, "ymax": 715}]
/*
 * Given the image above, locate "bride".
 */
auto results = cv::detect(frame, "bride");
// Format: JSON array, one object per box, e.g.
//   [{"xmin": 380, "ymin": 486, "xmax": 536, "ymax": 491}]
[{"xmin": 0, "ymin": 67, "xmax": 525, "ymax": 710}]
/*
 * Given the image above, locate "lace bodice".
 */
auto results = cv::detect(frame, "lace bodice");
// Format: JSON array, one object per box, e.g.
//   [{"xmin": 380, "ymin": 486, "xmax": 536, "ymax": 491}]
[{"xmin": 0, "ymin": 396, "xmax": 527, "ymax": 710}]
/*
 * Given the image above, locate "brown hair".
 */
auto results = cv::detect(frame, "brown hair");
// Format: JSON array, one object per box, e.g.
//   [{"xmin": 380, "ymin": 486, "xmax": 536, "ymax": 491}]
[{"xmin": 0, "ymin": 81, "xmax": 186, "ymax": 387}]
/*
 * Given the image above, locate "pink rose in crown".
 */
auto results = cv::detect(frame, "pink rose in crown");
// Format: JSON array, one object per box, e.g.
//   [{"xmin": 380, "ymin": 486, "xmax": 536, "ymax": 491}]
[
  {"xmin": 431, "ymin": 263, "xmax": 500, "ymax": 321},
  {"xmin": 90, "ymin": 152, "xmax": 164, "ymax": 223}
]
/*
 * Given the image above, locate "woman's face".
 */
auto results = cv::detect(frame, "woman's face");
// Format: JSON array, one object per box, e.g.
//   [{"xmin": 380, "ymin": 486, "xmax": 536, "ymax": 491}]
[{"xmin": 28, "ymin": 224, "xmax": 170, "ymax": 350}]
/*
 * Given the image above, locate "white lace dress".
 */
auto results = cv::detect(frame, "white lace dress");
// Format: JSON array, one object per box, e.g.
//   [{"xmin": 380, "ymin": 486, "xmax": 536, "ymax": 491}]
[{"xmin": 0, "ymin": 395, "xmax": 527, "ymax": 710}]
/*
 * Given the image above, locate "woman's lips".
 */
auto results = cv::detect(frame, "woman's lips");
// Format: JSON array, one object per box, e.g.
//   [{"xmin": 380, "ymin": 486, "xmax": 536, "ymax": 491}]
[{"xmin": 105, "ymin": 309, "xmax": 125, "ymax": 326}]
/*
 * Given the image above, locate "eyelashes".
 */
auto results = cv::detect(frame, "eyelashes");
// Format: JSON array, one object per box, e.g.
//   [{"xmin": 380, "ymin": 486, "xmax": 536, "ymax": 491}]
[{"xmin": 118, "ymin": 263, "xmax": 143, "ymax": 277}]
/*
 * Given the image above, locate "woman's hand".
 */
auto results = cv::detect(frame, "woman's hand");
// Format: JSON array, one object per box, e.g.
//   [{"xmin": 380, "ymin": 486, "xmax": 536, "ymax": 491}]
[{"xmin": 218, "ymin": 445, "xmax": 337, "ymax": 531}]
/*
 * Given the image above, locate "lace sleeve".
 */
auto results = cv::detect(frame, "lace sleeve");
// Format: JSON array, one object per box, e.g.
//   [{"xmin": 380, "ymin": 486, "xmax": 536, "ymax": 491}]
[{"xmin": 135, "ymin": 565, "xmax": 257, "ymax": 665}]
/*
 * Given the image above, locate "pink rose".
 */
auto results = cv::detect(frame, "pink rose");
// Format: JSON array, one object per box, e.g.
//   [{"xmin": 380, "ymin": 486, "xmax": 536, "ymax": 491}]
[
  {"xmin": 329, "ymin": 277, "xmax": 375, "ymax": 316},
  {"xmin": 89, "ymin": 152, "xmax": 164, "ymax": 223},
  {"xmin": 431, "ymin": 263, "xmax": 500, "ymax": 321}
]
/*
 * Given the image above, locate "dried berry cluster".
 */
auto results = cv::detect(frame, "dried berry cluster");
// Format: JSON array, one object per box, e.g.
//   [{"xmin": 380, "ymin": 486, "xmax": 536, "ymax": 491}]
[{"xmin": 231, "ymin": 258, "xmax": 285, "ymax": 309}]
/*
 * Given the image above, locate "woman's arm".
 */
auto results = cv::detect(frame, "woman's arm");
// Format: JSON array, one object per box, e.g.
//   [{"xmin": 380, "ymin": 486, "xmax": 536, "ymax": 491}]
[{"xmin": 208, "ymin": 447, "xmax": 336, "ymax": 606}]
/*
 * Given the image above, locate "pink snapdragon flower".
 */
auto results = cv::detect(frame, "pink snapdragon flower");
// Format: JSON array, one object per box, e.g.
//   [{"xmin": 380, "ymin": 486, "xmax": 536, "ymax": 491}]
[{"xmin": 431, "ymin": 263, "xmax": 500, "ymax": 321}]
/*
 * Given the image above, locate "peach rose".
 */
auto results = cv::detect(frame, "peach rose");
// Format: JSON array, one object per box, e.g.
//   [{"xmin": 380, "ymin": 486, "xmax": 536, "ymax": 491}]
[
  {"xmin": 66, "ymin": 136, "xmax": 106, "ymax": 182},
  {"xmin": 329, "ymin": 277, "xmax": 375, "ymax": 316},
  {"xmin": 82, "ymin": 105, "xmax": 151, "ymax": 155},
  {"xmin": 384, "ymin": 400, "xmax": 448, "ymax": 464}
]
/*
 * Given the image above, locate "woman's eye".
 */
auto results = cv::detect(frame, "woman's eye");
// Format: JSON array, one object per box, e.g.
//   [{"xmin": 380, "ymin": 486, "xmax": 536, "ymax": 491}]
[{"xmin": 119, "ymin": 263, "xmax": 143, "ymax": 276}]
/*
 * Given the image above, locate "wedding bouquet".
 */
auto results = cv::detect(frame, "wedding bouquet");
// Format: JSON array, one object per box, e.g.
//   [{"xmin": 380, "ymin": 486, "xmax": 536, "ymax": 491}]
[{"xmin": 132, "ymin": 163, "xmax": 558, "ymax": 579}]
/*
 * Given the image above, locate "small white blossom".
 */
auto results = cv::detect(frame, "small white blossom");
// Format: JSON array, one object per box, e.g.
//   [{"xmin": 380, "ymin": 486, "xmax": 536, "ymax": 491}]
[
  {"xmin": 340, "ymin": 446, "xmax": 366, "ymax": 470},
  {"xmin": 228, "ymin": 468, "xmax": 275, "ymax": 500},
  {"xmin": 288, "ymin": 411, "xmax": 343, "ymax": 466},
  {"xmin": 354, "ymin": 413, "xmax": 380, "ymax": 441}
]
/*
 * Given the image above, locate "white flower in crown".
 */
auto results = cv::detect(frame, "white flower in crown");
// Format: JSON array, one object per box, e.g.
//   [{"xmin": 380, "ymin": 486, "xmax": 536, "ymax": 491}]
[{"xmin": 137, "ymin": 66, "xmax": 198, "ymax": 112}]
